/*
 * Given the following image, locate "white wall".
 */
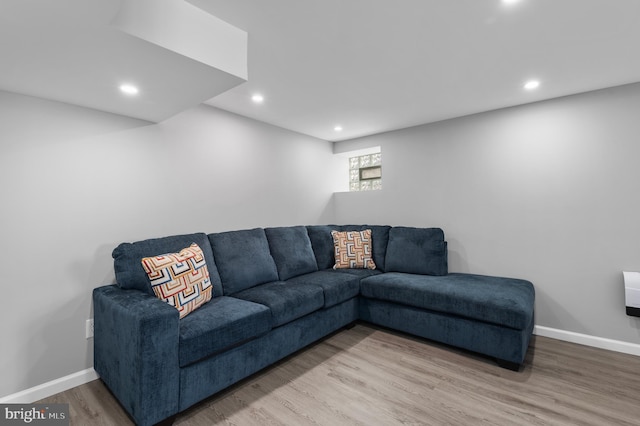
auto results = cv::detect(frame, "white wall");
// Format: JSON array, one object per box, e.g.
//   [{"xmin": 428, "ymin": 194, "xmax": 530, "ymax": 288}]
[
  {"xmin": 5, "ymin": 80, "xmax": 640, "ymax": 398},
  {"xmin": 0, "ymin": 90, "xmax": 341, "ymax": 398},
  {"xmin": 334, "ymin": 82, "xmax": 640, "ymax": 344}
]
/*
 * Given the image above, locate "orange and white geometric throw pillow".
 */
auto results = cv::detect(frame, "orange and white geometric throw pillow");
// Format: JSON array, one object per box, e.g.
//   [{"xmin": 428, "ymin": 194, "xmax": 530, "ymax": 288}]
[
  {"xmin": 141, "ymin": 243, "xmax": 212, "ymax": 319},
  {"xmin": 331, "ymin": 229, "xmax": 376, "ymax": 270}
]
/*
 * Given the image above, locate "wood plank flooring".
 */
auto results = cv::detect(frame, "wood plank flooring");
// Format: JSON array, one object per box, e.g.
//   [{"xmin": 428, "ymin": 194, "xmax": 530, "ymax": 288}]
[{"xmin": 37, "ymin": 324, "xmax": 640, "ymax": 425}]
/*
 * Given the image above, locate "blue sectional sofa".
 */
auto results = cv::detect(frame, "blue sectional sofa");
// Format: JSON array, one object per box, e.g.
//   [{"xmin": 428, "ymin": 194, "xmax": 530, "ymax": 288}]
[{"xmin": 93, "ymin": 225, "xmax": 535, "ymax": 426}]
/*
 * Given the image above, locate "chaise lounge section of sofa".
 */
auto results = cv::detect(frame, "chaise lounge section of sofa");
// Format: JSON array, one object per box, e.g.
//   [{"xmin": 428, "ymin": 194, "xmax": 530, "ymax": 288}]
[{"xmin": 93, "ymin": 225, "xmax": 535, "ymax": 425}]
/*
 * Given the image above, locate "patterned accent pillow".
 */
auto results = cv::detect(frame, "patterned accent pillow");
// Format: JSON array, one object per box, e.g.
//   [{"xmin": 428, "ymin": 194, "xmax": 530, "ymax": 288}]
[
  {"xmin": 141, "ymin": 243, "xmax": 212, "ymax": 319},
  {"xmin": 331, "ymin": 229, "xmax": 377, "ymax": 270}
]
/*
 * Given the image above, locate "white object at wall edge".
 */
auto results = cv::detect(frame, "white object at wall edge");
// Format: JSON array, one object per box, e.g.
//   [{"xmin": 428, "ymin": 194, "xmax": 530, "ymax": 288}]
[{"xmin": 623, "ymin": 271, "xmax": 640, "ymax": 308}]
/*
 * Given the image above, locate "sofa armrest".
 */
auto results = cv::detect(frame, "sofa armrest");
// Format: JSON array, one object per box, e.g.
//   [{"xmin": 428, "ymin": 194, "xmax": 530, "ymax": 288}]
[{"xmin": 93, "ymin": 285, "xmax": 179, "ymax": 426}]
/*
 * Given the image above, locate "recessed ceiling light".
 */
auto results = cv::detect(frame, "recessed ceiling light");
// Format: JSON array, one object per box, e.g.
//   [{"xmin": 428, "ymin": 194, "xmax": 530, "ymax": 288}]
[
  {"xmin": 502, "ymin": 0, "xmax": 521, "ymax": 5},
  {"xmin": 119, "ymin": 84, "xmax": 139, "ymax": 96},
  {"xmin": 524, "ymin": 80, "xmax": 540, "ymax": 90},
  {"xmin": 334, "ymin": 125, "xmax": 343, "ymax": 132},
  {"xmin": 251, "ymin": 94, "xmax": 264, "ymax": 103}
]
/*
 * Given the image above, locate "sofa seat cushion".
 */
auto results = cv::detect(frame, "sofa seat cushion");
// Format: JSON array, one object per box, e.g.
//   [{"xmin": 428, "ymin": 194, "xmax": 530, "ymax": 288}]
[
  {"xmin": 179, "ymin": 296, "xmax": 271, "ymax": 367},
  {"xmin": 232, "ymin": 281, "xmax": 325, "ymax": 327},
  {"xmin": 286, "ymin": 271, "xmax": 361, "ymax": 308},
  {"xmin": 360, "ymin": 273, "xmax": 534, "ymax": 330},
  {"xmin": 329, "ymin": 268, "xmax": 383, "ymax": 279}
]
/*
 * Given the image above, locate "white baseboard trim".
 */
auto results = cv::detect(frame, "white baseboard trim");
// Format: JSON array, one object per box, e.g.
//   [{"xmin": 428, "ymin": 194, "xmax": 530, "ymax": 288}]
[
  {"xmin": 2, "ymin": 327, "xmax": 638, "ymax": 404},
  {"xmin": 0, "ymin": 368, "xmax": 99, "ymax": 404},
  {"xmin": 534, "ymin": 325, "xmax": 640, "ymax": 357}
]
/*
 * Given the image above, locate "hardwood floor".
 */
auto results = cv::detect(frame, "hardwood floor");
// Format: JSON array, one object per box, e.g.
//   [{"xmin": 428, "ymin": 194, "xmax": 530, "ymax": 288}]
[{"xmin": 38, "ymin": 324, "xmax": 640, "ymax": 425}]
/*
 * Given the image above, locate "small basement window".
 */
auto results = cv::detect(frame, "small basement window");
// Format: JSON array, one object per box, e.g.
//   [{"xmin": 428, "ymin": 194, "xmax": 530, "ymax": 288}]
[{"xmin": 349, "ymin": 152, "xmax": 382, "ymax": 191}]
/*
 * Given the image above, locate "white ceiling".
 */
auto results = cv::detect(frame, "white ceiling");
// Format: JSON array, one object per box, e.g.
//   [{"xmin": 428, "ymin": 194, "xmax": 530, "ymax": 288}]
[
  {"xmin": 2, "ymin": 1, "xmax": 640, "ymax": 141},
  {"xmin": 0, "ymin": 0, "xmax": 247, "ymax": 122}
]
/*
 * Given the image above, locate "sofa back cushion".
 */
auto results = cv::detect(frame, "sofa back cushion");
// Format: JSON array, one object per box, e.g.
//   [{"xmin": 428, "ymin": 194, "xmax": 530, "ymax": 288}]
[
  {"xmin": 265, "ymin": 226, "xmax": 318, "ymax": 280},
  {"xmin": 306, "ymin": 225, "xmax": 339, "ymax": 270},
  {"xmin": 341, "ymin": 225, "xmax": 391, "ymax": 271},
  {"xmin": 113, "ymin": 233, "xmax": 223, "ymax": 297},
  {"xmin": 307, "ymin": 225, "xmax": 391, "ymax": 271},
  {"xmin": 208, "ymin": 228, "xmax": 279, "ymax": 295},
  {"xmin": 385, "ymin": 227, "xmax": 448, "ymax": 276}
]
